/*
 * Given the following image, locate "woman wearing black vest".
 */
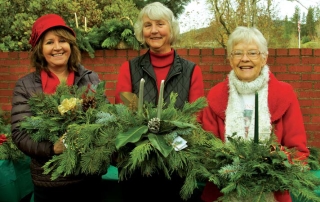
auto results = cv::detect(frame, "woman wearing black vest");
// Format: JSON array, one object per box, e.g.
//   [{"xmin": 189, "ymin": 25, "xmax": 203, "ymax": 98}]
[{"xmin": 115, "ymin": 2, "xmax": 204, "ymax": 202}]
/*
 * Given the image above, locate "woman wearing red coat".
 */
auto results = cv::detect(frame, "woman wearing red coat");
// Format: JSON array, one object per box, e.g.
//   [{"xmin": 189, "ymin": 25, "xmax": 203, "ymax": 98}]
[{"xmin": 200, "ymin": 26, "xmax": 309, "ymax": 202}]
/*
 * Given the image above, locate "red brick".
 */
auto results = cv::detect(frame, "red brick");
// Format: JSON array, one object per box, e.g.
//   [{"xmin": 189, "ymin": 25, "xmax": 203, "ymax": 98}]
[
  {"xmin": 0, "ymin": 90, "xmax": 13, "ymax": 96},
  {"xmin": 128, "ymin": 49, "xmax": 140, "ymax": 57},
  {"xmin": 176, "ymin": 49, "xmax": 187, "ymax": 56},
  {"xmin": 1, "ymin": 49, "xmax": 320, "ymax": 142},
  {"xmin": 108, "ymin": 97, "xmax": 115, "ymax": 104},
  {"xmin": 203, "ymin": 73, "xmax": 225, "ymax": 81},
  {"xmin": 301, "ymin": 74, "xmax": 320, "ymax": 81},
  {"xmin": 0, "ymin": 97, "xmax": 9, "ymax": 103},
  {"xmin": 276, "ymin": 57, "xmax": 300, "ymax": 64},
  {"xmin": 289, "ymin": 81, "xmax": 313, "ymax": 89},
  {"xmin": 116, "ymin": 50, "xmax": 128, "ymax": 57},
  {"xmin": 200, "ymin": 49, "xmax": 213, "ymax": 56},
  {"xmin": 0, "ymin": 51, "xmax": 9, "ymax": 58},
  {"xmin": 213, "ymin": 48, "xmax": 226, "ymax": 55},
  {"xmin": 105, "ymin": 50, "xmax": 117, "ymax": 57},
  {"xmin": 201, "ymin": 56, "xmax": 225, "ymax": 64},
  {"xmin": 184, "ymin": 56, "xmax": 200, "ymax": 64},
  {"xmin": 301, "ymin": 57, "xmax": 320, "ymax": 64},
  {"xmin": 199, "ymin": 65, "xmax": 211, "ymax": 72},
  {"xmin": 274, "ymin": 73, "xmax": 301, "ymax": 81},
  {"xmin": 105, "ymin": 81, "xmax": 116, "ymax": 89},
  {"xmin": 288, "ymin": 48, "xmax": 300, "ymax": 56},
  {"xmin": 2, "ymin": 59, "xmax": 20, "ymax": 65},
  {"xmin": 267, "ymin": 48, "xmax": 276, "ymax": 56},
  {"xmin": 8, "ymin": 67, "xmax": 29, "ymax": 73},
  {"xmin": 1, "ymin": 105, "xmax": 11, "ymax": 111},
  {"xmin": 288, "ymin": 65, "xmax": 312, "ymax": 72},
  {"xmin": 212, "ymin": 65, "xmax": 230, "ymax": 72},
  {"xmin": 19, "ymin": 51, "xmax": 30, "ymax": 59},
  {"xmin": 189, "ymin": 49, "xmax": 200, "ymax": 56},
  {"xmin": 105, "ymin": 89, "xmax": 116, "ymax": 98},
  {"xmin": 271, "ymin": 65, "xmax": 287, "ymax": 72},
  {"xmin": 8, "ymin": 51, "xmax": 19, "ymax": 59},
  {"xmin": 94, "ymin": 50, "xmax": 104, "ymax": 57},
  {"xmin": 314, "ymin": 66, "xmax": 320, "ymax": 72},
  {"xmin": 298, "ymin": 99, "xmax": 313, "ymax": 107},
  {"xmin": 314, "ymin": 49, "xmax": 320, "ymax": 56},
  {"xmin": 300, "ymin": 48, "xmax": 313, "ymax": 56},
  {"xmin": 276, "ymin": 49, "xmax": 288, "ymax": 55}
]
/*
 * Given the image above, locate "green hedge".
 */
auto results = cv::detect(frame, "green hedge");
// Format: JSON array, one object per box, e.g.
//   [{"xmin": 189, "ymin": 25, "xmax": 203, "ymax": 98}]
[{"xmin": 0, "ymin": 0, "xmax": 141, "ymax": 57}]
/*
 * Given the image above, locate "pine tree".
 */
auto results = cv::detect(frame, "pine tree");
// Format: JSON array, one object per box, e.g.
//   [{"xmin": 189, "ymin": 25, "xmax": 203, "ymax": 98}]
[
  {"xmin": 306, "ymin": 7, "xmax": 316, "ymax": 40},
  {"xmin": 132, "ymin": 0, "xmax": 192, "ymax": 18}
]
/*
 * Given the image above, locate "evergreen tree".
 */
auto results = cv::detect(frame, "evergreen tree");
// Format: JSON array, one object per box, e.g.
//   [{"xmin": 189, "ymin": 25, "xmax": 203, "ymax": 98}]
[
  {"xmin": 132, "ymin": 0, "xmax": 191, "ymax": 18},
  {"xmin": 300, "ymin": 12, "xmax": 307, "ymax": 37},
  {"xmin": 306, "ymin": 7, "xmax": 316, "ymax": 40},
  {"xmin": 283, "ymin": 15, "xmax": 292, "ymax": 40}
]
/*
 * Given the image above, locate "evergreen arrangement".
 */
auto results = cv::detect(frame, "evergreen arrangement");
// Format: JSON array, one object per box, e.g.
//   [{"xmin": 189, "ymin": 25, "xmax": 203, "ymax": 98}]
[
  {"xmin": 15, "ymin": 82, "xmax": 320, "ymax": 201},
  {"xmin": 114, "ymin": 92, "xmax": 210, "ymax": 183},
  {"xmin": 181, "ymin": 133, "xmax": 320, "ymax": 201},
  {"xmin": 98, "ymin": 17, "xmax": 141, "ymax": 50},
  {"xmin": 19, "ymin": 81, "xmax": 118, "ymax": 180},
  {"xmin": 17, "ymin": 81, "xmax": 211, "ymax": 186},
  {"xmin": 0, "ymin": 110, "xmax": 26, "ymax": 161}
]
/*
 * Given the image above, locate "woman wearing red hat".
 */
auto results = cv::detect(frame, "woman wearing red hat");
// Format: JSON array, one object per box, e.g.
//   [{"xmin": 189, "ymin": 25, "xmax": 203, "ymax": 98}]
[{"xmin": 10, "ymin": 14, "xmax": 107, "ymax": 202}]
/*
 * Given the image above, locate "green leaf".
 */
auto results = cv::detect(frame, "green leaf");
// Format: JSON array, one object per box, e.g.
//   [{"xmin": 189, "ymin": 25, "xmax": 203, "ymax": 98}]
[
  {"xmin": 148, "ymin": 134, "xmax": 173, "ymax": 158},
  {"xmin": 115, "ymin": 125, "xmax": 148, "ymax": 149},
  {"xmin": 60, "ymin": 94, "xmax": 72, "ymax": 103},
  {"xmin": 165, "ymin": 120, "xmax": 197, "ymax": 129},
  {"xmin": 279, "ymin": 151, "xmax": 289, "ymax": 159},
  {"xmin": 283, "ymin": 160, "xmax": 292, "ymax": 168}
]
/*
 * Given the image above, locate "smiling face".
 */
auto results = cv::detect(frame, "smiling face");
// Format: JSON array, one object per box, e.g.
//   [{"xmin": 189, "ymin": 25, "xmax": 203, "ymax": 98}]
[
  {"xmin": 42, "ymin": 30, "xmax": 71, "ymax": 71},
  {"xmin": 230, "ymin": 42, "xmax": 267, "ymax": 82},
  {"xmin": 142, "ymin": 15, "xmax": 171, "ymax": 54}
]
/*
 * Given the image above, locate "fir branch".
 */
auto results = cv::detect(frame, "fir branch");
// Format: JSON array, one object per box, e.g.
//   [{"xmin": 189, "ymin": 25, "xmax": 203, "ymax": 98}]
[
  {"xmin": 183, "ymin": 134, "xmax": 320, "ymax": 201},
  {"xmin": 20, "ymin": 81, "xmax": 116, "ymax": 179},
  {"xmin": 0, "ymin": 111, "xmax": 26, "ymax": 161}
]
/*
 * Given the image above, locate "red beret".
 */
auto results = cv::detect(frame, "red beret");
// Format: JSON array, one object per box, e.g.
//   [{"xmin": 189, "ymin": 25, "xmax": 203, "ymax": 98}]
[{"xmin": 29, "ymin": 14, "xmax": 76, "ymax": 48}]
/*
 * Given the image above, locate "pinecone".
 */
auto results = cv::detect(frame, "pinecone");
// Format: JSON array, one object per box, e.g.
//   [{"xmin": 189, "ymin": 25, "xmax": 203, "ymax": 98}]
[
  {"xmin": 82, "ymin": 96, "xmax": 96, "ymax": 112},
  {"xmin": 148, "ymin": 117, "xmax": 160, "ymax": 133}
]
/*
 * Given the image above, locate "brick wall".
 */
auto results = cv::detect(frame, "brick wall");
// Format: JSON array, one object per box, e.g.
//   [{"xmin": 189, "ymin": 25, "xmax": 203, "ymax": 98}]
[{"xmin": 1, "ymin": 48, "xmax": 320, "ymax": 147}]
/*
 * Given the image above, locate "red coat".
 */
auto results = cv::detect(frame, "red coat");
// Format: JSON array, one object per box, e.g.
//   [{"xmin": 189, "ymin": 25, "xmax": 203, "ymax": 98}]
[{"xmin": 200, "ymin": 72, "xmax": 309, "ymax": 202}]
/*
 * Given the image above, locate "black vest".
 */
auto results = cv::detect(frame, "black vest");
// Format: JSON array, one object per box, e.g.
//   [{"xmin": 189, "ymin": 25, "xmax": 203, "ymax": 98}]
[{"xmin": 129, "ymin": 50, "xmax": 195, "ymax": 109}]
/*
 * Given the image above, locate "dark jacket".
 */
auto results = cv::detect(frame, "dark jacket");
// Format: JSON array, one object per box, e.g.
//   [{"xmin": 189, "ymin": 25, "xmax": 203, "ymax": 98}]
[
  {"xmin": 129, "ymin": 50, "xmax": 196, "ymax": 109},
  {"xmin": 11, "ymin": 65, "xmax": 103, "ymax": 187}
]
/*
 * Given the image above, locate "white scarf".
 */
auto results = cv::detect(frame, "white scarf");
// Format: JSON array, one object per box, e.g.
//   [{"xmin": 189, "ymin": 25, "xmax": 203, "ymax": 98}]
[{"xmin": 225, "ymin": 65, "xmax": 272, "ymax": 142}]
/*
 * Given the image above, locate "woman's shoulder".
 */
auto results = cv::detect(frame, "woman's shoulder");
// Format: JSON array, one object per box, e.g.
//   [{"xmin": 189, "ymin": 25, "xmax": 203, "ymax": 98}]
[
  {"xmin": 269, "ymin": 73, "xmax": 295, "ymax": 96},
  {"xmin": 208, "ymin": 80, "xmax": 228, "ymax": 96},
  {"xmin": 15, "ymin": 71, "xmax": 39, "ymax": 86}
]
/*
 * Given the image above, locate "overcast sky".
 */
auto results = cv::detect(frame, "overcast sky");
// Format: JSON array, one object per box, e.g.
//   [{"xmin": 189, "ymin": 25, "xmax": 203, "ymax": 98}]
[{"xmin": 178, "ymin": 0, "xmax": 319, "ymax": 33}]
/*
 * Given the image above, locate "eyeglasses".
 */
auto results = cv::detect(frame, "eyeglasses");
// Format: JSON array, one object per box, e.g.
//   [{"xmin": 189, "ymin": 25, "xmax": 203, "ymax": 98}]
[{"xmin": 230, "ymin": 50, "xmax": 263, "ymax": 59}]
